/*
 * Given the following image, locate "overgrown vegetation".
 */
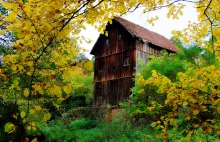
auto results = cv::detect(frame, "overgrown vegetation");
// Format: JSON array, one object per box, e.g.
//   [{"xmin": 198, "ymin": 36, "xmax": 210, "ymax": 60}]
[
  {"xmin": 131, "ymin": 44, "xmax": 220, "ymax": 140},
  {"xmin": 40, "ymin": 110, "xmax": 155, "ymax": 142},
  {"xmin": 40, "ymin": 109, "xmax": 219, "ymax": 142}
]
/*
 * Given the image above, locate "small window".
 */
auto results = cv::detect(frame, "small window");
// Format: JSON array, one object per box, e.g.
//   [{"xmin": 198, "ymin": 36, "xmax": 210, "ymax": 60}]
[
  {"xmin": 106, "ymin": 39, "xmax": 109, "ymax": 45},
  {"xmin": 97, "ymin": 87, "xmax": 102, "ymax": 97},
  {"xmin": 113, "ymin": 65, "xmax": 116, "ymax": 72},
  {"xmin": 118, "ymin": 34, "xmax": 122, "ymax": 40},
  {"xmin": 123, "ymin": 56, "xmax": 130, "ymax": 66},
  {"xmin": 98, "ymin": 60, "xmax": 104, "ymax": 72}
]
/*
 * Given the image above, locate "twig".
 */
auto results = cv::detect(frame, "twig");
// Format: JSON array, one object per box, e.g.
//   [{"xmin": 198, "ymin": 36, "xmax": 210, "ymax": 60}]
[{"xmin": 203, "ymin": 0, "xmax": 214, "ymax": 54}]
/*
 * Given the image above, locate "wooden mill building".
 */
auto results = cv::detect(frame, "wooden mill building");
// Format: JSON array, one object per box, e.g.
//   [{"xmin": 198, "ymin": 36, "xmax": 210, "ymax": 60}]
[{"xmin": 90, "ymin": 17, "xmax": 177, "ymax": 107}]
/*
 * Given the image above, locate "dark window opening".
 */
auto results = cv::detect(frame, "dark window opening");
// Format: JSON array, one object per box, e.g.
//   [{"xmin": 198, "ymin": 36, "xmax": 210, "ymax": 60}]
[
  {"xmin": 106, "ymin": 39, "xmax": 110, "ymax": 45},
  {"xmin": 98, "ymin": 60, "xmax": 104, "ymax": 72},
  {"xmin": 112, "ymin": 65, "xmax": 117, "ymax": 73},
  {"xmin": 123, "ymin": 56, "xmax": 130, "ymax": 66},
  {"xmin": 118, "ymin": 34, "xmax": 123, "ymax": 40},
  {"xmin": 97, "ymin": 87, "xmax": 102, "ymax": 97}
]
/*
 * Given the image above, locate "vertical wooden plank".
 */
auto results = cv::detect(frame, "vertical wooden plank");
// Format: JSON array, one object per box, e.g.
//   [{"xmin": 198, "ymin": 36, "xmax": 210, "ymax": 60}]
[
  {"xmin": 120, "ymin": 79, "xmax": 124, "ymax": 102},
  {"xmin": 94, "ymin": 82, "xmax": 97, "ymax": 106},
  {"xmin": 116, "ymin": 79, "xmax": 119, "ymax": 105},
  {"xmin": 103, "ymin": 81, "xmax": 107, "ymax": 106},
  {"xmin": 116, "ymin": 26, "xmax": 118, "ymax": 53}
]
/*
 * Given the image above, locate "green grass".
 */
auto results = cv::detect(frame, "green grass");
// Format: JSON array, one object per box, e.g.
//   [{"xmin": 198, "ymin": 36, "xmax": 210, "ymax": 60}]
[{"xmin": 40, "ymin": 109, "xmax": 220, "ymax": 142}]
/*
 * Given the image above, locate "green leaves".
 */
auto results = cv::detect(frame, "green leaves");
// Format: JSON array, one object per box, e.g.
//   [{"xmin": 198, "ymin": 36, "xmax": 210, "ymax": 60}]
[
  {"xmin": 4, "ymin": 122, "xmax": 16, "ymax": 133},
  {"xmin": 151, "ymin": 122, "xmax": 157, "ymax": 128},
  {"xmin": 50, "ymin": 62, "xmax": 56, "ymax": 69}
]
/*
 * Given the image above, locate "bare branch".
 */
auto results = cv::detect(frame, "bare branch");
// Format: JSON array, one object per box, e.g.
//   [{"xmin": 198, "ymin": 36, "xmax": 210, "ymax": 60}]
[
  {"xmin": 203, "ymin": 0, "xmax": 214, "ymax": 53},
  {"xmin": 142, "ymin": 0, "xmax": 201, "ymax": 12}
]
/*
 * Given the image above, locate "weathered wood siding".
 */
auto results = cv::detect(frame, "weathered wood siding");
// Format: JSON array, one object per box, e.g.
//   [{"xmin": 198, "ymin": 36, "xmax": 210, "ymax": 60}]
[
  {"xmin": 93, "ymin": 22, "xmax": 174, "ymax": 107},
  {"xmin": 94, "ymin": 50, "xmax": 135, "ymax": 82},
  {"xmin": 135, "ymin": 40, "xmax": 162, "ymax": 73},
  {"xmin": 94, "ymin": 23, "xmax": 135, "ymax": 59},
  {"xmin": 94, "ymin": 78, "xmax": 134, "ymax": 107},
  {"xmin": 93, "ymin": 23, "xmax": 136, "ymax": 107}
]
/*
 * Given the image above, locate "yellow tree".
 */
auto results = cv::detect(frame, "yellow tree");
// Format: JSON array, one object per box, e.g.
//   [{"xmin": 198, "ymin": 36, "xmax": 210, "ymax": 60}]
[{"xmin": 0, "ymin": 0, "xmax": 146, "ymax": 137}]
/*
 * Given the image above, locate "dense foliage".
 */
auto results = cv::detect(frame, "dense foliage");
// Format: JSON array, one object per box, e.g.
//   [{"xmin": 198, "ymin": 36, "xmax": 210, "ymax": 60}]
[
  {"xmin": 132, "ymin": 44, "xmax": 220, "ymax": 140},
  {"xmin": 40, "ymin": 109, "xmax": 219, "ymax": 142}
]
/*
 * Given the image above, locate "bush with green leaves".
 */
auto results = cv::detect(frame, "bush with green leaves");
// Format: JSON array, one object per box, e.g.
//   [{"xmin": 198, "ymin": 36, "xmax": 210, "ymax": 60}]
[
  {"xmin": 59, "ymin": 73, "xmax": 94, "ymax": 109},
  {"xmin": 71, "ymin": 73, "xmax": 94, "ymax": 106},
  {"xmin": 0, "ymin": 100, "xmax": 25, "ymax": 142},
  {"xmin": 131, "ymin": 45, "xmax": 217, "ymax": 122},
  {"xmin": 40, "ymin": 109, "xmax": 157, "ymax": 142},
  {"xmin": 40, "ymin": 109, "xmax": 219, "ymax": 142}
]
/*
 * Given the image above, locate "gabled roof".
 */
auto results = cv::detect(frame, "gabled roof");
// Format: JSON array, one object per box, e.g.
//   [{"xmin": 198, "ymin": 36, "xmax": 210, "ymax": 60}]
[
  {"xmin": 90, "ymin": 17, "xmax": 177, "ymax": 55},
  {"xmin": 115, "ymin": 17, "xmax": 177, "ymax": 52}
]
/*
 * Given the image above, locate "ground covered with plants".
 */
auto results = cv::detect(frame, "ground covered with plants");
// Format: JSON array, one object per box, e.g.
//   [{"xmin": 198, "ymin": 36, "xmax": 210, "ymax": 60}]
[
  {"xmin": 131, "ymin": 42, "xmax": 220, "ymax": 141},
  {"xmin": 2, "ymin": 44, "xmax": 220, "ymax": 142}
]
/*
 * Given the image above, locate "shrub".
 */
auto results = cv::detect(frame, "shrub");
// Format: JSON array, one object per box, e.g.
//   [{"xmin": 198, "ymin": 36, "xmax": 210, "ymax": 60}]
[
  {"xmin": 0, "ymin": 100, "xmax": 25, "ymax": 142},
  {"xmin": 59, "ymin": 107, "xmax": 106, "ymax": 124},
  {"xmin": 41, "ymin": 109, "xmax": 156, "ymax": 142},
  {"xmin": 41, "ymin": 109, "xmax": 220, "ymax": 142},
  {"xmin": 131, "ymin": 46, "xmax": 217, "ymax": 120},
  {"xmin": 68, "ymin": 119, "xmax": 98, "ymax": 130},
  {"xmin": 40, "ymin": 120, "xmax": 77, "ymax": 142},
  {"xmin": 131, "ymin": 45, "xmax": 220, "ymax": 140},
  {"xmin": 71, "ymin": 73, "xmax": 94, "ymax": 106}
]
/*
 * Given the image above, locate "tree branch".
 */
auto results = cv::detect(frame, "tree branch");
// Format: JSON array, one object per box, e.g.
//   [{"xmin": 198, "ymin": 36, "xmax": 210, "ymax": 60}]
[{"xmin": 203, "ymin": 0, "xmax": 214, "ymax": 53}]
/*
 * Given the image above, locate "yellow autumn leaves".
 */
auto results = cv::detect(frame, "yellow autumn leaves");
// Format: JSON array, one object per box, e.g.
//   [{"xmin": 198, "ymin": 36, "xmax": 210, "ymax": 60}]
[
  {"xmin": 137, "ymin": 70, "xmax": 171, "ymax": 90},
  {"xmin": 136, "ymin": 66, "xmax": 220, "ymax": 137},
  {"xmin": 23, "ymin": 84, "xmax": 72, "ymax": 99},
  {"xmin": 24, "ymin": 88, "xmax": 29, "ymax": 97}
]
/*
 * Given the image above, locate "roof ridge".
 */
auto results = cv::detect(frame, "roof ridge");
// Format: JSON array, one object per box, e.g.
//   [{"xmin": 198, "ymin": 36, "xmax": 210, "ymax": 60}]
[{"xmin": 114, "ymin": 17, "xmax": 177, "ymax": 52}]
